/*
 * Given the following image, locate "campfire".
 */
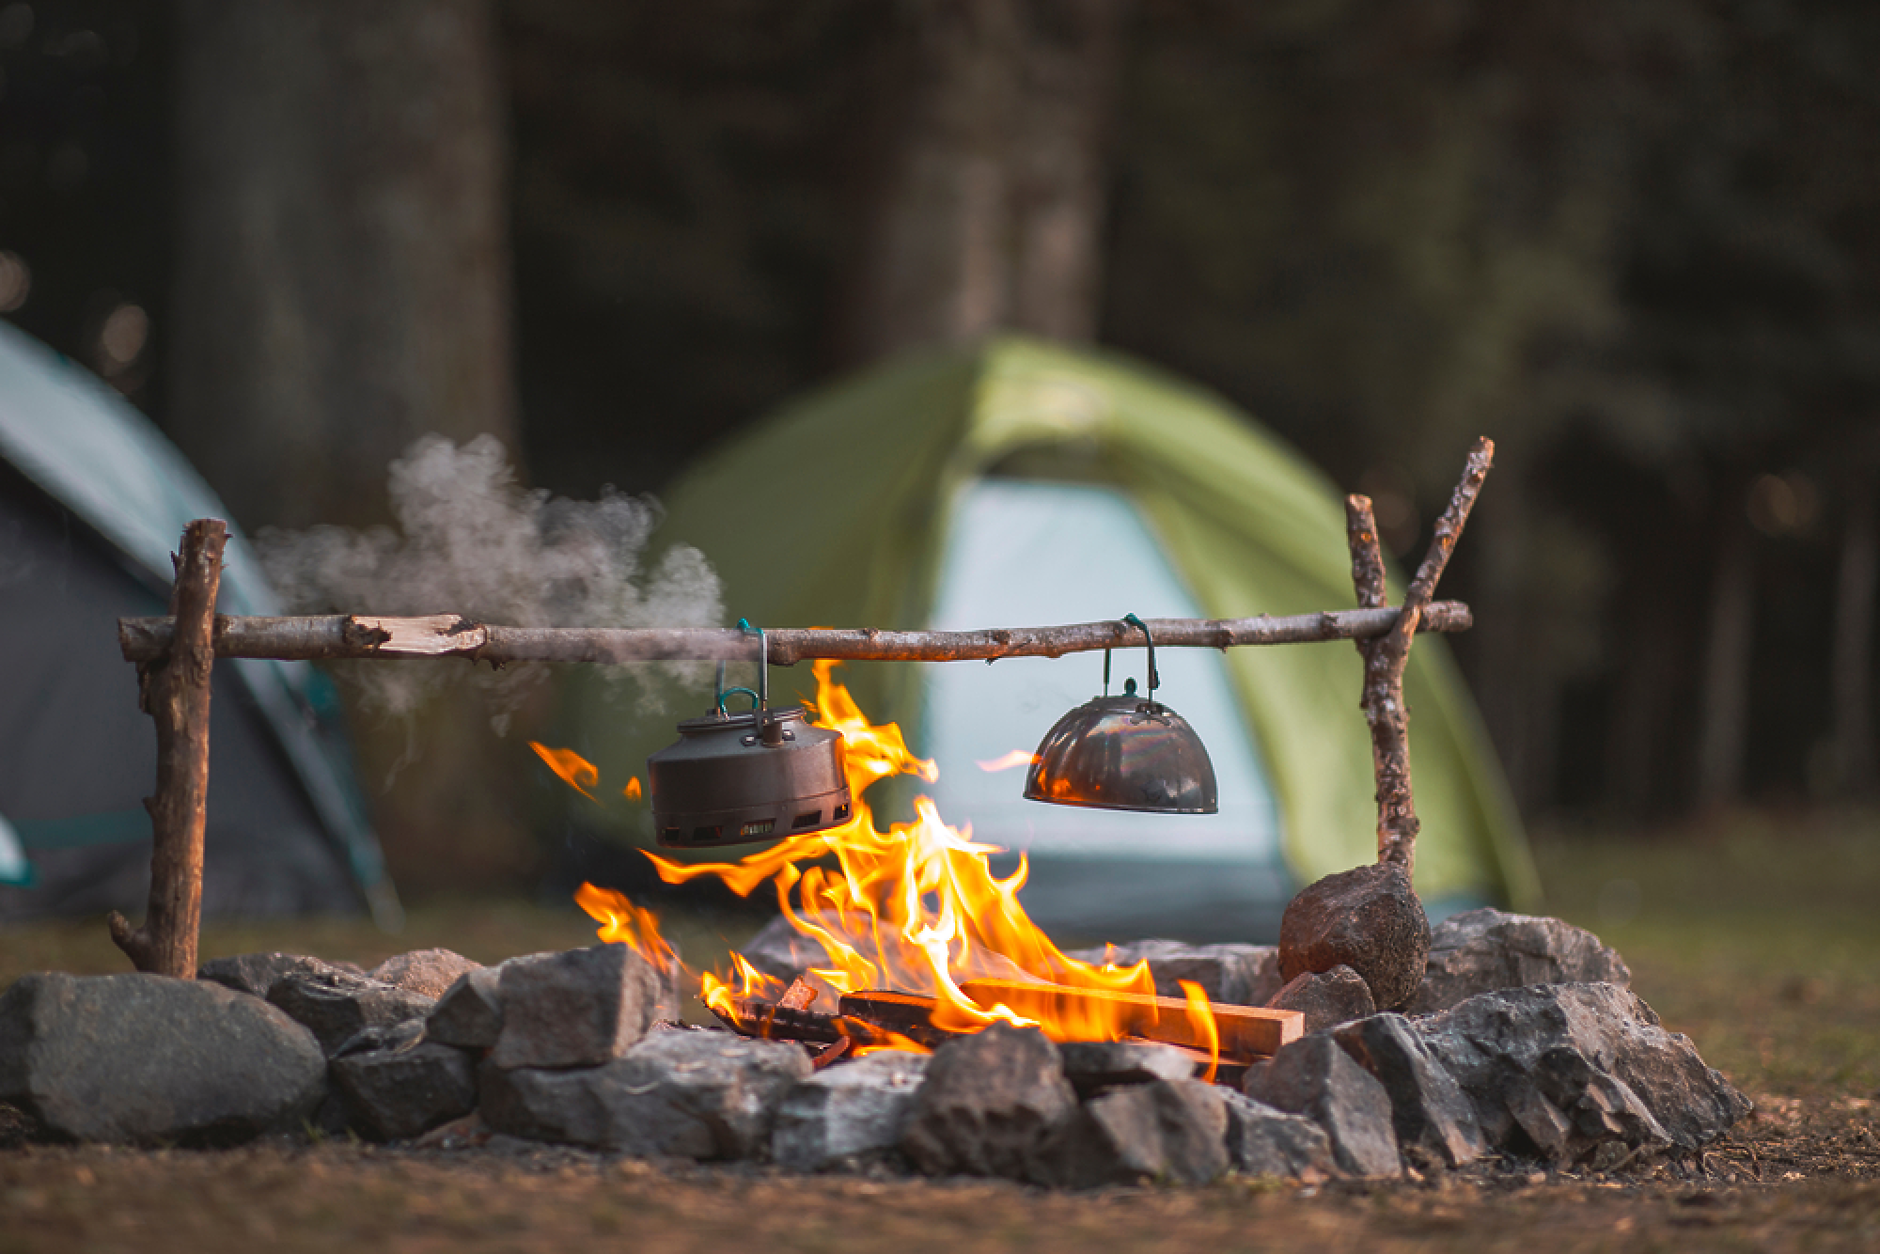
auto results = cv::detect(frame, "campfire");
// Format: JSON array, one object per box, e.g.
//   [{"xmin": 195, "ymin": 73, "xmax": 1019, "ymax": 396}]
[
  {"xmin": 0, "ymin": 436, "xmax": 1752, "ymax": 1186},
  {"xmin": 555, "ymin": 657, "xmax": 1302, "ymax": 1079}
]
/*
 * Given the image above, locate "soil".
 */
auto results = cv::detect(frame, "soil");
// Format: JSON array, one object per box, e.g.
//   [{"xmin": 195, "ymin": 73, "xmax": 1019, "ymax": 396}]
[{"xmin": 0, "ymin": 1094, "xmax": 1875, "ymax": 1254}]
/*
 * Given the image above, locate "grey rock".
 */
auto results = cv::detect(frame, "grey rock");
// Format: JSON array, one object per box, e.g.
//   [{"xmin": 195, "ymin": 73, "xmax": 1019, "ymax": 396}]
[
  {"xmin": 481, "ymin": 1027, "xmax": 811, "ymax": 1158},
  {"xmin": 1278, "ymin": 862, "xmax": 1431, "ymax": 1011},
  {"xmin": 1412, "ymin": 982, "xmax": 1752, "ymax": 1166},
  {"xmin": 197, "ymin": 952, "xmax": 349, "ymax": 1000},
  {"xmin": 490, "ymin": 944, "xmax": 673, "ymax": 1070},
  {"xmin": 1058, "ymin": 1040, "xmax": 1197, "ymax": 1098},
  {"xmin": 770, "ymin": 1050, "xmax": 931, "ymax": 1171},
  {"xmin": 332, "ymin": 1016, "xmax": 426, "ymax": 1060},
  {"xmin": 330, "ymin": 1041, "xmax": 478, "ymax": 1141},
  {"xmin": 1063, "ymin": 940, "xmax": 1284, "ymax": 1007},
  {"xmin": 370, "ymin": 949, "xmax": 485, "ymax": 1000},
  {"xmin": 1409, "ymin": 909, "xmax": 1633, "ymax": 1015},
  {"xmin": 1220, "ymin": 1090, "xmax": 1341, "ymax": 1181},
  {"xmin": 425, "ymin": 967, "xmax": 505, "ymax": 1050},
  {"xmin": 1029, "ymin": 1079, "xmax": 1230, "ymax": 1188},
  {"xmin": 0, "ymin": 973, "xmax": 325, "ymax": 1145},
  {"xmin": 1266, "ymin": 965, "xmax": 1377, "ymax": 1033},
  {"xmin": 1243, "ymin": 1033, "xmax": 1401, "ymax": 1177},
  {"xmin": 900, "ymin": 1023, "xmax": 1078, "ymax": 1179},
  {"xmin": 1331, "ymin": 1014, "xmax": 1484, "ymax": 1169},
  {"xmin": 267, "ymin": 969, "xmax": 437, "ymax": 1057}
]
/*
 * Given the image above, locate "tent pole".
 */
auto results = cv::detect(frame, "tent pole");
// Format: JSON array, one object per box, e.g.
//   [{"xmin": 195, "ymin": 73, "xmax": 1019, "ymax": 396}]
[{"xmin": 109, "ymin": 519, "xmax": 225, "ymax": 978}]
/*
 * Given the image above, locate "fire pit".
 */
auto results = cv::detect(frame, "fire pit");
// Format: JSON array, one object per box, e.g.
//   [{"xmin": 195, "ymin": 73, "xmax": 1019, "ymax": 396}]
[{"xmin": 0, "ymin": 438, "xmax": 1752, "ymax": 1186}]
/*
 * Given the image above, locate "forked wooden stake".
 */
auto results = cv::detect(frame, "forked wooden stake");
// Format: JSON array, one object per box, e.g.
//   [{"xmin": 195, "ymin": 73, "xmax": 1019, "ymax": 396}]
[
  {"xmin": 108, "ymin": 519, "xmax": 227, "ymax": 977},
  {"xmin": 1346, "ymin": 437, "xmax": 1495, "ymax": 873}
]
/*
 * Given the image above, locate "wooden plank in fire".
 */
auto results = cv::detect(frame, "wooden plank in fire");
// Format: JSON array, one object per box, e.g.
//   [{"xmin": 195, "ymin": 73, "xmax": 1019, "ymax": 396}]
[
  {"xmin": 836, "ymin": 990, "xmax": 963, "ymax": 1049},
  {"xmin": 958, "ymin": 978, "xmax": 1304, "ymax": 1059},
  {"xmin": 716, "ymin": 996, "xmax": 848, "ymax": 1043}
]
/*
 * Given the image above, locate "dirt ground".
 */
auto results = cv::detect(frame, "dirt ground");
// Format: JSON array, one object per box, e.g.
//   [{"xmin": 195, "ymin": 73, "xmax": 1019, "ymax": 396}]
[{"xmin": 2, "ymin": 809, "xmax": 1877, "ymax": 1252}]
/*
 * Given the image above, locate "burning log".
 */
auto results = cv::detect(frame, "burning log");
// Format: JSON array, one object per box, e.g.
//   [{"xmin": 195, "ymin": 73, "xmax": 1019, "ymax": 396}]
[
  {"xmin": 1277, "ymin": 439, "xmax": 1495, "ymax": 1011},
  {"xmin": 836, "ymin": 990, "xmax": 964, "ymax": 1050},
  {"xmin": 117, "ymin": 600, "xmax": 1474, "ymax": 666},
  {"xmin": 107, "ymin": 519, "xmax": 227, "ymax": 978},
  {"xmin": 711, "ymin": 996, "xmax": 848, "ymax": 1044},
  {"xmin": 958, "ymin": 979, "xmax": 1304, "ymax": 1061}
]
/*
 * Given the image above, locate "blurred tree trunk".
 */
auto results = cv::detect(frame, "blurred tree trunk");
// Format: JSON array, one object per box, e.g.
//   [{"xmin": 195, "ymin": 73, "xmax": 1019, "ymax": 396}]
[
  {"xmin": 1695, "ymin": 500, "xmax": 1755, "ymax": 807},
  {"xmin": 1831, "ymin": 469, "xmax": 1877, "ymax": 794},
  {"xmin": 168, "ymin": 0, "xmax": 517, "ymax": 529},
  {"xmin": 841, "ymin": 0, "xmax": 1124, "ymax": 363},
  {"xmin": 168, "ymin": 0, "xmax": 528, "ymax": 898}
]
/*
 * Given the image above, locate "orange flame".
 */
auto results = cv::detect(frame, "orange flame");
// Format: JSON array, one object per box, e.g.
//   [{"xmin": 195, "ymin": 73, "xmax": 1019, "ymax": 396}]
[
  {"xmin": 574, "ymin": 881, "xmax": 681, "ymax": 976},
  {"xmin": 642, "ymin": 660, "xmax": 1187, "ymax": 1044},
  {"xmin": 530, "ymin": 741, "xmax": 599, "ymax": 801},
  {"xmin": 975, "ymin": 749, "xmax": 1038, "ymax": 773},
  {"xmin": 1178, "ymin": 979, "xmax": 1220, "ymax": 1083},
  {"xmin": 624, "ymin": 776, "xmax": 643, "ymax": 801}
]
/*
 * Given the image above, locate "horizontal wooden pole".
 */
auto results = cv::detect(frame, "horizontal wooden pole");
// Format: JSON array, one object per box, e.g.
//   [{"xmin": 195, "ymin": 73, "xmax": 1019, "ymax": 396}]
[
  {"xmin": 959, "ymin": 978, "xmax": 1304, "ymax": 1059},
  {"xmin": 118, "ymin": 601, "xmax": 1470, "ymax": 667}
]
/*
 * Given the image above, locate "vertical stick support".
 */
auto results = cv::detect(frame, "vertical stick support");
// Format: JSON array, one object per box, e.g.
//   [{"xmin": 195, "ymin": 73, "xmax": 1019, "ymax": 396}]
[
  {"xmin": 1344, "ymin": 438, "xmax": 1495, "ymax": 874},
  {"xmin": 108, "ymin": 519, "xmax": 227, "ymax": 977}
]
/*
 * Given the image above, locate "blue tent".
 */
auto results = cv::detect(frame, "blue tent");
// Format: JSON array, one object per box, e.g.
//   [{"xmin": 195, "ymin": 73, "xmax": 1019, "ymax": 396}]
[{"xmin": 0, "ymin": 320, "xmax": 396, "ymax": 925}]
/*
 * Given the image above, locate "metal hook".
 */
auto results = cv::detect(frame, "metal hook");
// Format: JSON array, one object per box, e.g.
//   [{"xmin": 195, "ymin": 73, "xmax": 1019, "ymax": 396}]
[
  {"xmin": 736, "ymin": 617, "xmax": 768, "ymax": 711},
  {"xmin": 1122, "ymin": 613, "xmax": 1159, "ymax": 696}
]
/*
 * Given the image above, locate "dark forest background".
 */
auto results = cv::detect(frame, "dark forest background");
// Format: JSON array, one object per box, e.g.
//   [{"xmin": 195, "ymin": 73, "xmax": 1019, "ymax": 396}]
[{"xmin": 3, "ymin": 0, "xmax": 1877, "ymax": 877}]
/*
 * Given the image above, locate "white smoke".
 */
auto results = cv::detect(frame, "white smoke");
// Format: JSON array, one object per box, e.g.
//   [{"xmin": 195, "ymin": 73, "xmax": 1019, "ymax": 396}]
[{"xmin": 255, "ymin": 434, "xmax": 723, "ymax": 733}]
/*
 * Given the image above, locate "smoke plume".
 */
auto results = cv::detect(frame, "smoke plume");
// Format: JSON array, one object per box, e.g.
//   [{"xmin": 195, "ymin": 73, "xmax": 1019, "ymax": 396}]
[{"xmin": 255, "ymin": 435, "xmax": 723, "ymax": 733}]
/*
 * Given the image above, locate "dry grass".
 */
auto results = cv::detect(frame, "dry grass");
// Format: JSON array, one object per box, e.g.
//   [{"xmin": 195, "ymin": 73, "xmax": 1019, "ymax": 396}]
[{"xmin": 2, "ymin": 808, "xmax": 1877, "ymax": 1252}]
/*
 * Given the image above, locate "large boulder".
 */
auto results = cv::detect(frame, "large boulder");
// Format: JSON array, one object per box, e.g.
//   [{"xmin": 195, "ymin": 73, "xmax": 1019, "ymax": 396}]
[
  {"xmin": 481, "ymin": 1027, "xmax": 810, "ymax": 1158},
  {"xmin": 1409, "ymin": 909, "xmax": 1632, "ymax": 1015},
  {"xmin": 1278, "ymin": 862, "xmax": 1430, "ymax": 1011},
  {"xmin": 489, "ymin": 944, "xmax": 672, "ymax": 1070},
  {"xmin": 1063, "ymin": 940, "xmax": 1284, "ymax": 1007},
  {"xmin": 0, "ymin": 973, "xmax": 325, "ymax": 1145},
  {"xmin": 899, "ymin": 1023, "xmax": 1078, "ymax": 1179},
  {"xmin": 770, "ymin": 1050, "xmax": 930, "ymax": 1171},
  {"xmin": 1243, "ymin": 1032, "xmax": 1401, "ymax": 1177},
  {"xmin": 1411, "ymin": 982, "xmax": 1751, "ymax": 1166},
  {"xmin": 1029, "ymin": 1079, "xmax": 1230, "ymax": 1188}
]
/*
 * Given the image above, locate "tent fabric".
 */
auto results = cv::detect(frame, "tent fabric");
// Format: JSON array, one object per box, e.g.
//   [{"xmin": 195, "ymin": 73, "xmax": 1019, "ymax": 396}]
[
  {"xmin": 568, "ymin": 337, "xmax": 1537, "ymax": 932},
  {"xmin": 0, "ymin": 321, "xmax": 392, "ymax": 922}
]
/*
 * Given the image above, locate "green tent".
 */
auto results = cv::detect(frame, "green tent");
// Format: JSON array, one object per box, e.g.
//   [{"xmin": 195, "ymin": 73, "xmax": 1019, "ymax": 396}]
[{"xmin": 569, "ymin": 337, "xmax": 1536, "ymax": 940}]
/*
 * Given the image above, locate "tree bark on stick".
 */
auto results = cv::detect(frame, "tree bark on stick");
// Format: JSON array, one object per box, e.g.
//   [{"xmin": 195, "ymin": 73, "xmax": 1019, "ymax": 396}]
[
  {"xmin": 109, "ymin": 520, "xmax": 227, "ymax": 977},
  {"xmin": 119, "ymin": 601, "xmax": 1474, "ymax": 668},
  {"xmin": 1345, "ymin": 437, "xmax": 1495, "ymax": 874}
]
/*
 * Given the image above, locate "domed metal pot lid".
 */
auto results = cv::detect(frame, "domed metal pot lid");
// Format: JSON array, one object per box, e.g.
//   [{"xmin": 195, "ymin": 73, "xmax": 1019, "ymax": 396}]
[
  {"xmin": 1022, "ymin": 693, "xmax": 1218, "ymax": 814},
  {"xmin": 1021, "ymin": 613, "xmax": 1218, "ymax": 815}
]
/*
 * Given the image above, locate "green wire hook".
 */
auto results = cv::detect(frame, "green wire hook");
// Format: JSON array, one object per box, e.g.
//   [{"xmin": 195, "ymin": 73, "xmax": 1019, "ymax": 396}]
[
  {"xmin": 713, "ymin": 618, "xmax": 769, "ymax": 714},
  {"xmin": 1122, "ymin": 612, "xmax": 1159, "ymax": 698}
]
